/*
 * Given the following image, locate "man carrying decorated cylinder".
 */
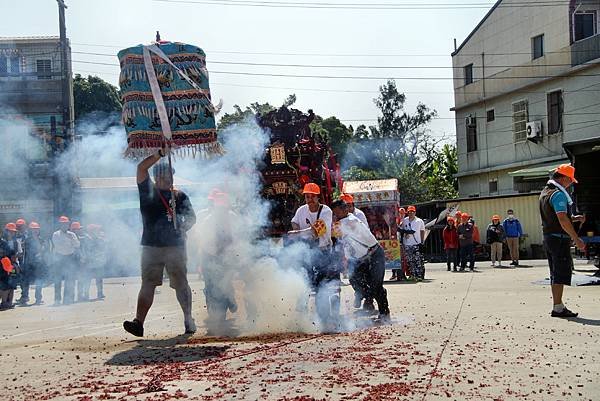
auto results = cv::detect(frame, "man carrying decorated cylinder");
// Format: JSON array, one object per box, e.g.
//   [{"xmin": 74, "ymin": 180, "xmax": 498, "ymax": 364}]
[{"xmin": 123, "ymin": 149, "xmax": 197, "ymax": 337}]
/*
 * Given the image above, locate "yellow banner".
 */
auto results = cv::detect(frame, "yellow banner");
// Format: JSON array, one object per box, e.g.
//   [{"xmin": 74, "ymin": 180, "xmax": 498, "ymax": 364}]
[{"xmin": 379, "ymin": 239, "xmax": 401, "ymax": 262}]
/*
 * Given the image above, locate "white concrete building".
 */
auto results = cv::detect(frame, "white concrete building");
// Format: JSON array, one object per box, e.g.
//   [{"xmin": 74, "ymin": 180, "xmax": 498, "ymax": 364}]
[{"xmin": 452, "ymin": 0, "xmax": 600, "ymax": 197}]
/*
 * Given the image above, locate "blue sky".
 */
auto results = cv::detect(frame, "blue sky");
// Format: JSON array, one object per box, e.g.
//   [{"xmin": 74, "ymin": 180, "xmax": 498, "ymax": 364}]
[{"xmin": 1, "ymin": 0, "xmax": 492, "ymax": 141}]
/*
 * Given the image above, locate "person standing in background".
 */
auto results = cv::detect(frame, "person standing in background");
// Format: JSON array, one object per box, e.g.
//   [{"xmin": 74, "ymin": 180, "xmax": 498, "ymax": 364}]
[
  {"xmin": 71, "ymin": 222, "xmax": 92, "ymax": 302},
  {"xmin": 87, "ymin": 224, "xmax": 107, "ymax": 300},
  {"xmin": 443, "ymin": 217, "xmax": 459, "ymax": 272},
  {"xmin": 51, "ymin": 216, "xmax": 80, "ymax": 305},
  {"xmin": 15, "ymin": 219, "xmax": 29, "ymax": 305},
  {"xmin": 25, "ymin": 222, "xmax": 47, "ymax": 305},
  {"xmin": 402, "ymin": 206, "xmax": 426, "ymax": 281},
  {"xmin": 487, "ymin": 215, "xmax": 505, "ymax": 268},
  {"xmin": 458, "ymin": 213, "xmax": 476, "ymax": 272},
  {"xmin": 503, "ymin": 209, "xmax": 523, "ymax": 266}
]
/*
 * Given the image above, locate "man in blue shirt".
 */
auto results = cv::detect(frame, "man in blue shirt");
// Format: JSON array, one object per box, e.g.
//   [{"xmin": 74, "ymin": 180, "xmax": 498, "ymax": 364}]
[
  {"xmin": 502, "ymin": 209, "xmax": 523, "ymax": 266},
  {"xmin": 539, "ymin": 164, "xmax": 586, "ymax": 318}
]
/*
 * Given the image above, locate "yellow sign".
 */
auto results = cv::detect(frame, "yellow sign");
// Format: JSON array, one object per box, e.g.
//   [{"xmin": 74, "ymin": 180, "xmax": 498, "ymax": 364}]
[
  {"xmin": 270, "ymin": 143, "xmax": 286, "ymax": 164},
  {"xmin": 379, "ymin": 239, "xmax": 401, "ymax": 262}
]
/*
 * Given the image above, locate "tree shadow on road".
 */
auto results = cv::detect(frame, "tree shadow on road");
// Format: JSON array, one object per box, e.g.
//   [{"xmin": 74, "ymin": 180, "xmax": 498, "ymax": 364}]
[
  {"xmin": 106, "ymin": 334, "xmax": 230, "ymax": 366},
  {"xmin": 566, "ymin": 317, "xmax": 600, "ymax": 326}
]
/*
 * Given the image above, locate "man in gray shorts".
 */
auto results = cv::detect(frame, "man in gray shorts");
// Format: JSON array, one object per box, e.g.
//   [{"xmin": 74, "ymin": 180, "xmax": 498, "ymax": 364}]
[{"xmin": 123, "ymin": 148, "xmax": 197, "ymax": 337}]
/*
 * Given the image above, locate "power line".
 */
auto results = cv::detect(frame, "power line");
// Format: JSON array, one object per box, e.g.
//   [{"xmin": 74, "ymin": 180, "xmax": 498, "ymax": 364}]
[
  {"xmin": 72, "ymin": 50, "xmax": 590, "ymax": 70},
  {"xmin": 70, "ymin": 42, "xmax": 599, "ymax": 58},
  {"xmin": 71, "ymin": 59, "xmax": 600, "ymax": 81}
]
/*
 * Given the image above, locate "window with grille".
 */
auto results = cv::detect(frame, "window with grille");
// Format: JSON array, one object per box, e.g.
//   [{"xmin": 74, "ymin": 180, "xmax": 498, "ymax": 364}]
[
  {"xmin": 513, "ymin": 101, "xmax": 529, "ymax": 142},
  {"xmin": 10, "ymin": 57, "xmax": 20, "ymax": 74},
  {"xmin": 36, "ymin": 59, "xmax": 51, "ymax": 79},
  {"xmin": 574, "ymin": 12, "xmax": 597, "ymax": 42},
  {"xmin": 0, "ymin": 56, "xmax": 7, "ymax": 75},
  {"xmin": 487, "ymin": 109, "xmax": 495, "ymax": 122},
  {"xmin": 547, "ymin": 90, "xmax": 563, "ymax": 135},
  {"xmin": 532, "ymin": 34, "xmax": 544, "ymax": 59},
  {"xmin": 466, "ymin": 120, "xmax": 477, "ymax": 152},
  {"xmin": 464, "ymin": 64, "xmax": 473, "ymax": 86}
]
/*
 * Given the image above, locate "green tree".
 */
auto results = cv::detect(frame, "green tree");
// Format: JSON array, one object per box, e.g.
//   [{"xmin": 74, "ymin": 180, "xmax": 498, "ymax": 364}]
[
  {"xmin": 73, "ymin": 74, "xmax": 121, "ymax": 120},
  {"xmin": 218, "ymin": 94, "xmax": 298, "ymax": 130},
  {"xmin": 310, "ymin": 116, "xmax": 353, "ymax": 160}
]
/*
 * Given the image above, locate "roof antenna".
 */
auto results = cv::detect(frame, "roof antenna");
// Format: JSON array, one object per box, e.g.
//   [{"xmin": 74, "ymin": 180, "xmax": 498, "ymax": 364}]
[{"xmin": 156, "ymin": 31, "xmax": 161, "ymax": 42}]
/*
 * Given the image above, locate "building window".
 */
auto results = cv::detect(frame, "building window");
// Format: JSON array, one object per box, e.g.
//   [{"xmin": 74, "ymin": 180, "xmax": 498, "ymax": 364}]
[
  {"xmin": 36, "ymin": 59, "xmax": 52, "ymax": 80},
  {"xmin": 574, "ymin": 12, "xmax": 597, "ymax": 42},
  {"xmin": 513, "ymin": 100, "xmax": 529, "ymax": 142},
  {"xmin": 466, "ymin": 119, "xmax": 477, "ymax": 152},
  {"xmin": 489, "ymin": 179, "xmax": 498, "ymax": 194},
  {"xmin": 0, "ymin": 56, "xmax": 7, "ymax": 75},
  {"xmin": 487, "ymin": 109, "xmax": 495, "ymax": 122},
  {"xmin": 464, "ymin": 64, "xmax": 474, "ymax": 86},
  {"xmin": 547, "ymin": 90, "xmax": 563, "ymax": 135},
  {"xmin": 10, "ymin": 56, "xmax": 20, "ymax": 74},
  {"xmin": 532, "ymin": 34, "xmax": 544, "ymax": 59}
]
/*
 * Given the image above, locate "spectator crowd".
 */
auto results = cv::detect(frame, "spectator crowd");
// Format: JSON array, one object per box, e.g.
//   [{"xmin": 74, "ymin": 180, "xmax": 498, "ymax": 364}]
[{"xmin": 0, "ymin": 216, "xmax": 107, "ymax": 310}]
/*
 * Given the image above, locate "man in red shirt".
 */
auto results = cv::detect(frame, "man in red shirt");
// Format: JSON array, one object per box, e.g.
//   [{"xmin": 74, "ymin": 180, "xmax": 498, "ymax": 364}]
[{"xmin": 443, "ymin": 217, "xmax": 459, "ymax": 272}]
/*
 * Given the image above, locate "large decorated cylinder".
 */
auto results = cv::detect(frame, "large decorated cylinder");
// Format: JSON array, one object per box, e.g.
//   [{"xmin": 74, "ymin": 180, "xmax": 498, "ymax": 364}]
[{"xmin": 118, "ymin": 42, "xmax": 221, "ymax": 158}]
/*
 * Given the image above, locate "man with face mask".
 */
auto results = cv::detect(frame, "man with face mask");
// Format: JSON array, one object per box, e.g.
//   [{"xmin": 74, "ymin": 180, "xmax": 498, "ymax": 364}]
[
  {"xmin": 539, "ymin": 164, "xmax": 586, "ymax": 318},
  {"xmin": 503, "ymin": 209, "xmax": 524, "ymax": 266},
  {"xmin": 123, "ymin": 149, "xmax": 197, "ymax": 337}
]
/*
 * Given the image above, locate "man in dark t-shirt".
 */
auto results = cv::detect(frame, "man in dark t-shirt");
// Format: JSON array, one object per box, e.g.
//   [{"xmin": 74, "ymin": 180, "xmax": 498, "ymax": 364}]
[{"xmin": 123, "ymin": 149, "xmax": 197, "ymax": 337}]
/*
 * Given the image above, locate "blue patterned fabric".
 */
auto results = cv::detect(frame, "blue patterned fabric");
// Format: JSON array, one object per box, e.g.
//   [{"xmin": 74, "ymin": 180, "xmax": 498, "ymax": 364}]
[{"xmin": 118, "ymin": 42, "xmax": 220, "ymax": 157}]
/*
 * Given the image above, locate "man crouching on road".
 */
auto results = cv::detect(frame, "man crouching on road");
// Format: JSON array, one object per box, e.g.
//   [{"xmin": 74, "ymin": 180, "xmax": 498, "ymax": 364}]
[
  {"xmin": 124, "ymin": 149, "xmax": 197, "ymax": 337},
  {"xmin": 539, "ymin": 164, "xmax": 586, "ymax": 318},
  {"xmin": 331, "ymin": 200, "xmax": 390, "ymax": 322}
]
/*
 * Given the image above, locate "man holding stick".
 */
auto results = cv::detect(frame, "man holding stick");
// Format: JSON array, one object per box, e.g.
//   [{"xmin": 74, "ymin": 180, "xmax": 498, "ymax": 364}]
[{"xmin": 123, "ymin": 148, "xmax": 197, "ymax": 337}]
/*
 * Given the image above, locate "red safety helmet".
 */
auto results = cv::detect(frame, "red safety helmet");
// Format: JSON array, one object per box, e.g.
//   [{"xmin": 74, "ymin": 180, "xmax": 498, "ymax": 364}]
[
  {"xmin": 16, "ymin": 218, "xmax": 26, "ymax": 226},
  {"xmin": 4, "ymin": 223, "xmax": 17, "ymax": 232},
  {"xmin": 29, "ymin": 221, "xmax": 41, "ymax": 229},
  {"xmin": 58, "ymin": 216, "xmax": 70, "ymax": 223}
]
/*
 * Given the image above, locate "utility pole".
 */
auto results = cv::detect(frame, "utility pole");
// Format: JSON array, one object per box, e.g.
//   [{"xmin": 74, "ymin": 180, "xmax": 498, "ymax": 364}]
[
  {"xmin": 57, "ymin": 0, "xmax": 72, "ymax": 143},
  {"xmin": 54, "ymin": 0, "xmax": 77, "ymax": 220}
]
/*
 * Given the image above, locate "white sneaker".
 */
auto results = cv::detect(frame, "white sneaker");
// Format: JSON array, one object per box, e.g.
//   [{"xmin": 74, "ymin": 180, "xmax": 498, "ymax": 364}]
[{"xmin": 491, "ymin": 262, "xmax": 496, "ymax": 267}]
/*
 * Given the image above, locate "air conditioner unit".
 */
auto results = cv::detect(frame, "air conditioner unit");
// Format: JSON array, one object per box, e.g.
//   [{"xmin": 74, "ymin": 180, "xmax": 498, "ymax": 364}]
[
  {"xmin": 465, "ymin": 115, "xmax": 476, "ymax": 126},
  {"xmin": 526, "ymin": 121, "xmax": 542, "ymax": 141}
]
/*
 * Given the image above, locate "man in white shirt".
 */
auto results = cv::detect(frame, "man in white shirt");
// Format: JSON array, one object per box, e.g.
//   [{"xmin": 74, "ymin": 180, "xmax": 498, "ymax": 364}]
[
  {"xmin": 51, "ymin": 216, "xmax": 80, "ymax": 305},
  {"xmin": 290, "ymin": 183, "xmax": 339, "ymax": 328},
  {"xmin": 331, "ymin": 200, "xmax": 390, "ymax": 321},
  {"xmin": 401, "ymin": 205, "xmax": 426, "ymax": 280},
  {"xmin": 340, "ymin": 194, "xmax": 368, "ymax": 226}
]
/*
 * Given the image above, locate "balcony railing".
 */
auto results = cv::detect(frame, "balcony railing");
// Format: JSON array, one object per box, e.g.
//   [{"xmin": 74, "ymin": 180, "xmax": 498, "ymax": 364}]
[{"xmin": 572, "ymin": 34, "xmax": 600, "ymax": 67}]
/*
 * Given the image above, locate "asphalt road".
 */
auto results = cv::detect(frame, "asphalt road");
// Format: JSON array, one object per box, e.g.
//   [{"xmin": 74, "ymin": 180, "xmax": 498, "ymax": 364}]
[{"xmin": 2, "ymin": 260, "xmax": 599, "ymax": 401}]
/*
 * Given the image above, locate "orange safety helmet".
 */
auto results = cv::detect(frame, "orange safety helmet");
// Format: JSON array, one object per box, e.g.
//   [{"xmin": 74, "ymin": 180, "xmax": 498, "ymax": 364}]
[
  {"xmin": 70, "ymin": 221, "xmax": 81, "ymax": 231},
  {"xmin": 16, "ymin": 218, "xmax": 26, "ymax": 226},
  {"xmin": 555, "ymin": 164, "xmax": 578, "ymax": 183},
  {"xmin": 29, "ymin": 221, "xmax": 41, "ymax": 229},
  {"xmin": 461, "ymin": 212, "xmax": 470, "ymax": 219},
  {"xmin": 340, "ymin": 193, "xmax": 354, "ymax": 204},
  {"xmin": 58, "ymin": 216, "xmax": 70, "ymax": 223},
  {"xmin": 398, "ymin": 207, "xmax": 406, "ymax": 214},
  {"xmin": 491, "ymin": 215, "xmax": 501, "ymax": 221},
  {"xmin": 407, "ymin": 205, "xmax": 417, "ymax": 212},
  {"xmin": 302, "ymin": 183, "xmax": 321, "ymax": 195},
  {"xmin": 5, "ymin": 223, "xmax": 17, "ymax": 232}
]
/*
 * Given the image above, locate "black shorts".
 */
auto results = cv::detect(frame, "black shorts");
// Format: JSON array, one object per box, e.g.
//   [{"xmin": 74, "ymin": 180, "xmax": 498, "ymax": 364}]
[{"xmin": 543, "ymin": 235, "xmax": 573, "ymax": 286}]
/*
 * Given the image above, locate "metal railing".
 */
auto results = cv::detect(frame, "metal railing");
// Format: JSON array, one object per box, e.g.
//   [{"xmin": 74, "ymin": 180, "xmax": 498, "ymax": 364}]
[{"xmin": 572, "ymin": 34, "xmax": 600, "ymax": 67}]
